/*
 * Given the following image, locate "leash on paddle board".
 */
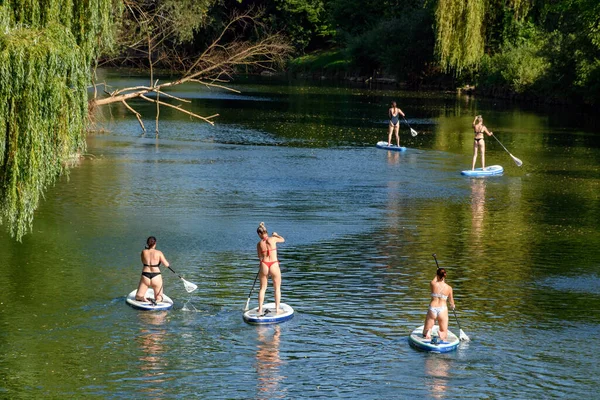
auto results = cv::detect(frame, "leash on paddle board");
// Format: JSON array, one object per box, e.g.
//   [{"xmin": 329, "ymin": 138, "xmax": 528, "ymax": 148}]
[
  {"xmin": 491, "ymin": 134, "xmax": 523, "ymax": 167},
  {"xmin": 433, "ymin": 253, "xmax": 470, "ymax": 341},
  {"xmin": 244, "ymin": 269, "xmax": 260, "ymax": 311}
]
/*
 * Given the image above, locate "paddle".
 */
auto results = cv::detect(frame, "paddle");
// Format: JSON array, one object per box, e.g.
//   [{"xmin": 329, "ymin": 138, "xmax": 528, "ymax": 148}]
[
  {"xmin": 244, "ymin": 269, "xmax": 260, "ymax": 311},
  {"xmin": 492, "ymin": 134, "xmax": 523, "ymax": 167},
  {"xmin": 452, "ymin": 308, "xmax": 471, "ymax": 341},
  {"xmin": 432, "ymin": 254, "xmax": 470, "ymax": 341},
  {"xmin": 167, "ymin": 266, "xmax": 198, "ymax": 293},
  {"xmin": 403, "ymin": 117, "xmax": 418, "ymax": 137}
]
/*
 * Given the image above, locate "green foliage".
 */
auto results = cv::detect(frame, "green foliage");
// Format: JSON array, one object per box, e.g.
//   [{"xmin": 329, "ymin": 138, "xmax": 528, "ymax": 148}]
[
  {"xmin": 0, "ymin": 0, "xmax": 119, "ymax": 240},
  {"xmin": 288, "ymin": 50, "xmax": 349, "ymax": 73},
  {"xmin": 435, "ymin": 0, "xmax": 485, "ymax": 74}
]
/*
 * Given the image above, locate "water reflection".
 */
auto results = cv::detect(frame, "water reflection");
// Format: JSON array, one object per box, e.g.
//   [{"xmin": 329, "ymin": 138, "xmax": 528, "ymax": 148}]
[
  {"xmin": 470, "ymin": 178, "xmax": 486, "ymax": 251},
  {"xmin": 386, "ymin": 150, "xmax": 401, "ymax": 165},
  {"xmin": 137, "ymin": 311, "xmax": 168, "ymax": 398},
  {"xmin": 255, "ymin": 325, "xmax": 286, "ymax": 399},
  {"xmin": 424, "ymin": 356, "xmax": 451, "ymax": 399}
]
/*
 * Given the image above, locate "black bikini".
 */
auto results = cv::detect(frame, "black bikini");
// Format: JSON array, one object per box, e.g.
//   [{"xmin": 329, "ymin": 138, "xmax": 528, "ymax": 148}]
[{"xmin": 142, "ymin": 262, "xmax": 161, "ymax": 280}]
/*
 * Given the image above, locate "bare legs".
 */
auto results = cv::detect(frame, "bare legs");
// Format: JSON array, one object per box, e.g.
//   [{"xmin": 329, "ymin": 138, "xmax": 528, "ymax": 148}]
[
  {"xmin": 422, "ymin": 308, "xmax": 449, "ymax": 340},
  {"xmin": 257, "ymin": 263, "xmax": 282, "ymax": 315},
  {"xmin": 388, "ymin": 123, "xmax": 400, "ymax": 147},
  {"xmin": 471, "ymin": 139, "xmax": 486, "ymax": 170},
  {"xmin": 135, "ymin": 274, "xmax": 164, "ymax": 303}
]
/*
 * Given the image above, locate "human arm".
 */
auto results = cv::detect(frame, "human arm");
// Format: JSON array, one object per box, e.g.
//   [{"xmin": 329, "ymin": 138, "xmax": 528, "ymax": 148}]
[
  {"xmin": 159, "ymin": 251, "xmax": 170, "ymax": 268},
  {"xmin": 272, "ymin": 232, "xmax": 285, "ymax": 243},
  {"xmin": 399, "ymin": 108, "xmax": 405, "ymax": 118},
  {"xmin": 483, "ymin": 126, "xmax": 493, "ymax": 136},
  {"xmin": 448, "ymin": 287, "xmax": 455, "ymax": 310}
]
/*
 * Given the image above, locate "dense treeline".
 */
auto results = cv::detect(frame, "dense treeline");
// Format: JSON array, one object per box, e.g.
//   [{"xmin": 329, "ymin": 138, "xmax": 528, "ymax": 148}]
[
  {"xmin": 1, "ymin": 0, "xmax": 597, "ymax": 239},
  {"xmin": 219, "ymin": 0, "xmax": 599, "ymax": 105}
]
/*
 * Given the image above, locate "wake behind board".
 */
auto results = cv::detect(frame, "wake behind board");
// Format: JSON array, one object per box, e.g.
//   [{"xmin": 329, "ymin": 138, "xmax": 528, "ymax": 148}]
[
  {"xmin": 409, "ymin": 325, "xmax": 459, "ymax": 353},
  {"xmin": 376, "ymin": 141, "xmax": 407, "ymax": 152},
  {"xmin": 243, "ymin": 302, "xmax": 294, "ymax": 325},
  {"xmin": 461, "ymin": 165, "xmax": 503, "ymax": 177},
  {"xmin": 126, "ymin": 289, "xmax": 174, "ymax": 311}
]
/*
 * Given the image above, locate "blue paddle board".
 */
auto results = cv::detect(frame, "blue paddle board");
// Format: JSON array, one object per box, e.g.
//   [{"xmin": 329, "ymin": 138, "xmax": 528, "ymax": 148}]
[
  {"xmin": 243, "ymin": 302, "xmax": 294, "ymax": 325},
  {"xmin": 126, "ymin": 289, "xmax": 174, "ymax": 311},
  {"xmin": 409, "ymin": 325, "xmax": 460, "ymax": 353},
  {"xmin": 376, "ymin": 141, "xmax": 406, "ymax": 152},
  {"xmin": 461, "ymin": 165, "xmax": 503, "ymax": 177}
]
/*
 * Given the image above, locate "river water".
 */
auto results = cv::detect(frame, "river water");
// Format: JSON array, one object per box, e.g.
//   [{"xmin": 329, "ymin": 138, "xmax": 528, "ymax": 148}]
[{"xmin": 1, "ymin": 74, "xmax": 599, "ymax": 398}]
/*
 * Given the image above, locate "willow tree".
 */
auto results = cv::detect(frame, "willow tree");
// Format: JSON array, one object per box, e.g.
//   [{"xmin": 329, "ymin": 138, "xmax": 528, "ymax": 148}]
[
  {"xmin": 435, "ymin": 0, "xmax": 530, "ymax": 73},
  {"xmin": 0, "ymin": 1, "xmax": 120, "ymax": 240}
]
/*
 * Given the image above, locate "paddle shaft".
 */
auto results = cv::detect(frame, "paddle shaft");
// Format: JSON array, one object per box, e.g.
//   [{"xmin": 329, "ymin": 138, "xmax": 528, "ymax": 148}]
[
  {"xmin": 492, "ymin": 134, "xmax": 522, "ymax": 166},
  {"xmin": 244, "ymin": 269, "xmax": 260, "ymax": 311},
  {"xmin": 167, "ymin": 266, "xmax": 185, "ymax": 280},
  {"xmin": 432, "ymin": 253, "xmax": 440, "ymax": 269}
]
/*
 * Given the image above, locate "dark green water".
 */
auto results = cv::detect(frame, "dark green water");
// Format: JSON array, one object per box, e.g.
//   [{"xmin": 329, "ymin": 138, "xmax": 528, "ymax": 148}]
[{"xmin": 0, "ymin": 73, "xmax": 599, "ymax": 398}]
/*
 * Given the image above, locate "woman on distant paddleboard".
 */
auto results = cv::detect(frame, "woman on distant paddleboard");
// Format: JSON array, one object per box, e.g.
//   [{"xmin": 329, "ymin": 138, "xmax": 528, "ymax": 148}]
[
  {"xmin": 472, "ymin": 115, "xmax": 494, "ymax": 170},
  {"xmin": 256, "ymin": 222, "xmax": 285, "ymax": 315},
  {"xmin": 388, "ymin": 101, "xmax": 405, "ymax": 147},
  {"xmin": 423, "ymin": 268, "xmax": 455, "ymax": 341},
  {"xmin": 136, "ymin": 236, "xmax": 170, "ymax": 304}
]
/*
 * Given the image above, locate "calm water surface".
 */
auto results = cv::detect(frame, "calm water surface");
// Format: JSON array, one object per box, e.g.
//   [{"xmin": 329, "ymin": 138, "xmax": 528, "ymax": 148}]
[{"xmin": 1, "ymin": 74, "xmax": 599, "ymax": 398}]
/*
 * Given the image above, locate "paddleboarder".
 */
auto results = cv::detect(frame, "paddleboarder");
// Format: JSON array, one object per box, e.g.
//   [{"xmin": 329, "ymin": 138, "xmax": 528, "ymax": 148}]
[
  {"xmin": 256, "ymin": 222, "xmax": 285, "ymax": 316},
  {"xmin": 136, "ymin": 236, "xmax": 170, "ymax": 304},
  {"xmin": 423, "ymin": 267, "xmax": 455, "ymax": 342},
  {"xmin": 472, "ymin": 115, "xmax": 494, "ymax": 170},
  {"xmin": 388, "ymin": 101, "xmax": 405, "ymax": 147}
]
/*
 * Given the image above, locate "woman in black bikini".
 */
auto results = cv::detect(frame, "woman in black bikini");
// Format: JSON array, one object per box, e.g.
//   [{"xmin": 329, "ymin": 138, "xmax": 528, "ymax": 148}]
[
  {"xmin": 136, "ymin": 236, "xmax": 170, "ymax": 303},
  {"xmin": 256, "ymin": 222, "xmax": 285, "ymax": 315},
  {"xmin": 472, "ymin": 115, "xmax": 494, "ymax": 170}
]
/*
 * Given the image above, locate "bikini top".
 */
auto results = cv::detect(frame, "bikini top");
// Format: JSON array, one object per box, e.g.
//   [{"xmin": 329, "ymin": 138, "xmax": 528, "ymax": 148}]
[
  {"xmin": 431, "ymin": 292, "xmax": 448, "ymax": 300},
  {"xmin": 261, "ymin": 239, "xmax": 276, "ymax": 256},
  {"xmin": 474, "ymin": 125, "xmax": 486, "ymax": 136},
  {"xmin": 143, "ymin": 261, "xmax": 161, "ymax": 268}
]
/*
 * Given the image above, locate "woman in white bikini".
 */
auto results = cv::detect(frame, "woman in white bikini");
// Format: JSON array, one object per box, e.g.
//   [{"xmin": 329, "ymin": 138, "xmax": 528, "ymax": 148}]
[
  {"xmin": 423, "ymin": 268, "xmax": 455, "ymax": 341},
  {"xmin": 472, "ymin": 115, "xmax": 494, "ymax": 170},
  {"xmin": 256, "ymin": 222, "xmax": 285, "ymax": 316}
]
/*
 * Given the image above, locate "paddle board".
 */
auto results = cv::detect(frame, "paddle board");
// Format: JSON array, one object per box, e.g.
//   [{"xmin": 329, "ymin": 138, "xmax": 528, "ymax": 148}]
[
  {"xmin": 408, "ymin": 325, "xmax": 460, "ymax": 353},
  {"xmin": 376, "ymin": 141, "xmax": 407, "ymax": 152},
  {"xmin": 126, "ymin": 289, "xmax": 174, "ymax": 311},
  {"xmin": 461, "ymin": 165, "xmax": 503, "ymax": 177},
  {"xmin": 243, "ymin": 302, "xmax": 294, "ymax": 325}
]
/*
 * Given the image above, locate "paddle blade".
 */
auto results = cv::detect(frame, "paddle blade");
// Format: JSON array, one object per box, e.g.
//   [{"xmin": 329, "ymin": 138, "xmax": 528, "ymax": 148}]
[
  {"xmin": 459, "ymin": 329, "xmax": 470, "ymax": 341},
  {"xmin": 182, "ymin": 279, "xmax": 198, "ymax": 293},
  {"xmin": 410, "ymin": 128, "xmax": 418, "ymax": 137},
  {"xmin": 511, "ymin": 154, "xmax": 523, "ymax": 167},
  {"xmin": 244, "ymin": 298, "xmax": 251, "ymax": 312}
]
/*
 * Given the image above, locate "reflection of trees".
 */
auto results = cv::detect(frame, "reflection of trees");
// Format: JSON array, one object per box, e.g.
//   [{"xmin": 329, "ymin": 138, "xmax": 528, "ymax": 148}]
[
  {"xmin": 137, "ymin": 311, "xmax": 168, "ymax": 398},
  {"xmin": 255, "ymin": 325, "xmax": 286, "ymax": 400},
  {"xmin": 424, "ymin": 356, "xmax": 451, "ymax": 399}
]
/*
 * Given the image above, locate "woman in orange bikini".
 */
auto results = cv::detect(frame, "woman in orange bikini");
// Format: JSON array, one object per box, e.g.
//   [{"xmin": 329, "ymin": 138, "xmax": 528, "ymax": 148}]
[
  {"xmin": 136, "ymin": 236, "xmax": 170, "ymax": 304},
  {"xmin": 423, "ymin": 268, "xmax": 455, "ymax": 341},
  {"xmin": 472, "ymin": 115, "xmax": 494, "ymax": 170},
  {"xmin": 256, "ymin": 222, "xmax": 285, "ymax": 315}
]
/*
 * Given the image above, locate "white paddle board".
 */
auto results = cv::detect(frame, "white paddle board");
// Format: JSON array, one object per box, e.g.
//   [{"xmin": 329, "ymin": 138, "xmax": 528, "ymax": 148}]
[
  {"xmin": 461, "ymin": 165, "xmax": 503, "ymax": 177},
  {"xmin": 409, "ymin": 325, "xmax": 460, "ymax": 353},
  {"xmin": 126, "ymin": 289, "xmax": 174, "ymax": 311},
  {"xmin": 376, "ymin": 141, "xmax": 407, "ymax": 152},
  {"xmin": 243, "ymin": 302, "xmax": 294, "ymax": 325}
]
